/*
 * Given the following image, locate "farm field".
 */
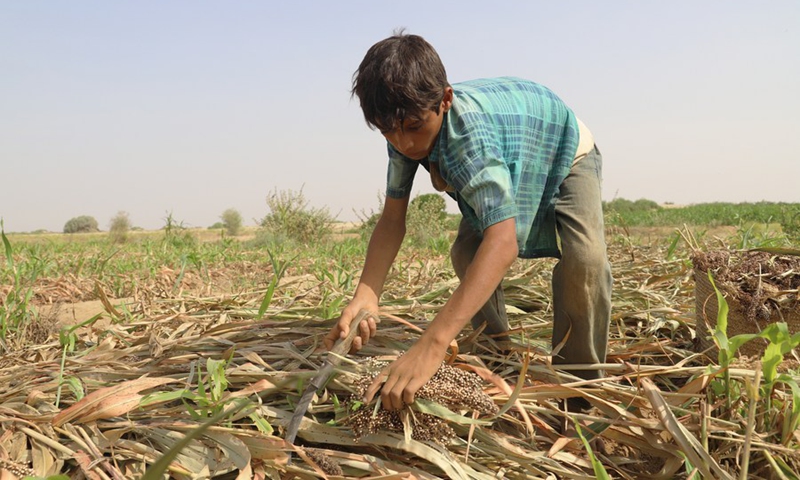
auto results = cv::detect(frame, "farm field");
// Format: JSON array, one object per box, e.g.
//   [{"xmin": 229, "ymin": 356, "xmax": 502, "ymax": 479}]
[{"xmin": 1, "ymin": 202, "xmax": 799, "ymax": 479}]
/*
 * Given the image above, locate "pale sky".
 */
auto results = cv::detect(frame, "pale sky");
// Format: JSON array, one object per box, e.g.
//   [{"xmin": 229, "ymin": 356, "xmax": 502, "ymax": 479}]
[{"xmin": 2, "ymin": 1, "xmax": 798, "ymax": 233}]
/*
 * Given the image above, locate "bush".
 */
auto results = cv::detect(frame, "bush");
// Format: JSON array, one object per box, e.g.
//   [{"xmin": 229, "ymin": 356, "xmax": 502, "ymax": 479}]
[
  {"xmin": 63, "ymin": 215, "xmax": 99, "ymax": 234},
  {"xmin": 406, "ymin": 193, "xmax": 448, "ymax": 247},
  {"xmin": 108, "ymin": 211, "xmax": 131, "ymax": 243},
  {"xmin": 357, "ymin": 193, "xmax": 451, "ymax": 249},
  {"xmin": 162, "ymin": 211, "xmax": 196, "ymax": 249},
  {"xmin": 220, "ymin": 208, "xmax": 243, "ymax": 236},
  {"xmin": 260, "ymin": 188, "xmax": 335, "ymax": 244},
  {"xmin": 779, "ymin": 205, "xmax": 800, "ymax": 241},
  {"xmin": 603, "ymin": 198, "xmax": 661, "ymax": 214}
]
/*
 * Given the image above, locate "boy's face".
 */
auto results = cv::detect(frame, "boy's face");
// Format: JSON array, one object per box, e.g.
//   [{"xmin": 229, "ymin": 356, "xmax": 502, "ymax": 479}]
[{"xmin": 382, "ymin": 88, "xmax": 453, "ymax": 161}]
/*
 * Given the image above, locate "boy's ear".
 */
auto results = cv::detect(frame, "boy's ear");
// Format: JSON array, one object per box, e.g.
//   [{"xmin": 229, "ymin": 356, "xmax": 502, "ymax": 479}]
[{"xmin": 442, "ymin": 87, "xmax": 454, "ymax": 112}]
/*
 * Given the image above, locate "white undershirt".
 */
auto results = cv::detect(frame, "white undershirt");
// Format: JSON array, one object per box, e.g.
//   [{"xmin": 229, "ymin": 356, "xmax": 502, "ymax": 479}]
[{"xmin": 573, "ymin": 117, "xmax": 595, "ymax": 165}]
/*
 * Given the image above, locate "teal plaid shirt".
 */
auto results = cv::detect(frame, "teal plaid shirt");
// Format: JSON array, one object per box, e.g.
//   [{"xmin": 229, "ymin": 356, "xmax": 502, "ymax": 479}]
[{"xmin": 386, "ymin": 77, "xmax": 580, "ymax": 258}]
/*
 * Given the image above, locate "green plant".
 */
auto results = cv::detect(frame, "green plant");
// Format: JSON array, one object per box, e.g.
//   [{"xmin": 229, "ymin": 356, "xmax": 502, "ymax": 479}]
[
  {"xmin": 55, "ymin": 315, "xmax": 100, "ymax": 407},
  {"xmin": 706, "ymin": 270, "xmax": 800, "ymax": 458},
  {"xmin": 0, "ymin": 221, "xmax": 39, "ymax": 343},
  {"xmin": 356, "ymin": 193, "xmax": 451, "ymax": 249},
  {"xmin": 260, "ymin": 187, "xmax": 335, "ymax": 244},
  {"xmin": 63, "ymin": 215, "xmax": 99, "ymax": 234},
  {"xmin": 707, "ymin": 271, "xmax": 760, "ymax": 413},
  {"xmin": 108, "ymin": 211, "xmax": 132, "ymax": 244},
  {"xmin": 257, "ymin": 250, "xmax": 293, "ymax": 317},
  {"xmin": 756, "ymin": 322, "xmax": 800, "ymax": 445},
  {"xmin": 220, "ymin": 208, "xmax": 243, "ymax": 236},
  {"xmin": 183, "ymin": 357, "xmax": 230, "ymax": 419},
  {"xmin": 405, "ymin": 193, "xmax": 449, "ymax": 248},
  {"xmin": 779, "ymin": 205, "xmax": 800, "ymax": 241},
  {"xmin": 161, "ymin": 211, "xmax": 196, "ymax": 249}
]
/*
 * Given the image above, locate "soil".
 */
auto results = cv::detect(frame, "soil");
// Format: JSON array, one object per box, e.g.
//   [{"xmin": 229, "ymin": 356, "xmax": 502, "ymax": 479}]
[{"xmin": 37, "ymin": 299, "xmax": 129, "ymax": 328}]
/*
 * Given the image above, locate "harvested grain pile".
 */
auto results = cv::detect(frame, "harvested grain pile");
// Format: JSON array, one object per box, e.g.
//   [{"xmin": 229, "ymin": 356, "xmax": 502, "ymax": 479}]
[{"xmin": 348, "ymin": 359, "xmax": 498, "ymax": 445}]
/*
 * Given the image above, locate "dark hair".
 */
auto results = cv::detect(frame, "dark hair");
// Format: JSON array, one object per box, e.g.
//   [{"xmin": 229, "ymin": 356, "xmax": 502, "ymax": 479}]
[{"xmin": 352, "ymin": 30, "xmax": 449, "ymax": 132}]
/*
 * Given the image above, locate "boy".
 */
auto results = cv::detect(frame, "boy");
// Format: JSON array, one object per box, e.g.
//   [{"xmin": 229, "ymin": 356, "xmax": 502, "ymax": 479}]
[{"xmin": 324, "ymin": 31, "xmax": 612, "ymax": 412}]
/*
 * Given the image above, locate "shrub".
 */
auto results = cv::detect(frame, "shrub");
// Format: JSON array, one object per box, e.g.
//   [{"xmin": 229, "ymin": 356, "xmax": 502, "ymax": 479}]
[
  {"xmin": 357, "ymin": 193, "xmax": 451, "ymax": 249},
  {"xmin": 603, "ymin": 198, "xmax": 661, "ymax": 214},
  {"xmin": 108, "ymin": 211, "xmax": 131, "ymax": 243},
  {"xmin": 220, "ymin": 208, "xmax": 243, "ymax": 236},
  {"xmin": 260, "ymin": 187, "xmax": 335, "ymax": 244},
  {"xmin": 406, "ymin": 193, "xmax": 448, "ymax": 247},
  {"xmin": 63, "ymin": 216, "xmax": 99, "ymax": 234},
  {"xmin": 162, "ymin": 211, "xmax": 196, "ymax": 248}
]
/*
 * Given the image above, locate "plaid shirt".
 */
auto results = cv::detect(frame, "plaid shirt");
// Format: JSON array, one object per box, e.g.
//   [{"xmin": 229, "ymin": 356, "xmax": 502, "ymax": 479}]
[{"xmin": 386, "ymin": 77, "xmax": 580, "ymax": 258}]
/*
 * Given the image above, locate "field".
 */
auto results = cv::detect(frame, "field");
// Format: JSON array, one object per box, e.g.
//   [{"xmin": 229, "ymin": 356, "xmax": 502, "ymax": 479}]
[{"xmin": 1, "ymin": 202, "xmax": 799, "ymax": 479}]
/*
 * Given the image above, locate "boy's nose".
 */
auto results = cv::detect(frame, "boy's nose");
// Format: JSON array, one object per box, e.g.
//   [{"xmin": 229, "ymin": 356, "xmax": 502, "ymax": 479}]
[{"xmin": 396, "ymin": 134, "xmax": 414, "ymax": 154}]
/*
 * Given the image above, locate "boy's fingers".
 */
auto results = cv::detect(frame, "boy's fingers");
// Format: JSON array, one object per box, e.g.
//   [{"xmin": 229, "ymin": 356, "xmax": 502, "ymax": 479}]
[
  {"xmin": 368, "ymin": 318, "xmax": 378, "ymax": 337},
  {"xmin": 402, "ymin": 377, "xmax": 425, "ymax": 406},
  {"xmin": 384, "ymin": 376, "xmax": 408, "ymax": 411},
  {"xmin": 323, "ymin": 328, "xmax": 339, "ymax": 350},
  {"xmin": 364, "ymin": 371, "xmax": 387, "ymax": 404},
  {"xmin": 351, "ymin": 336, "xmax": 362, "ymax": 353}
]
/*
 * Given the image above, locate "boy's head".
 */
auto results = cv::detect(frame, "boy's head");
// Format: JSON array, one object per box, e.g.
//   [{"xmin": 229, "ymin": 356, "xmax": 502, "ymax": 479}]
[{"xmin": 352, "ymin": 31, "xmax": 450, "ymax": 134}]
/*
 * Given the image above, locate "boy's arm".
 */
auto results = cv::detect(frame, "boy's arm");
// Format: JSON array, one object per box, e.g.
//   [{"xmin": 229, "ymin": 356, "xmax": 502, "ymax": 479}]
[
  {"xmin": 324, "ymin": 195, "xmax": 409, "ymax": 352},
  {"xmin": 365, "ymin": 216, "xmax": 519, "ymax": 410}
]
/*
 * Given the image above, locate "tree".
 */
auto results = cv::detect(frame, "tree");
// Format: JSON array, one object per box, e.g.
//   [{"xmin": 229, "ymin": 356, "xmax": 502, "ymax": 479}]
[
  {"xmin": 109, "ymin": 211, "xmax": 132, "ymax": 243},
  {"xmin": 63, "ymin": 215, "xmax": 99, "ymax": 234},
  {"xmin": 220, "ymin": 208, "xmax": 243, "ymax": 236}
]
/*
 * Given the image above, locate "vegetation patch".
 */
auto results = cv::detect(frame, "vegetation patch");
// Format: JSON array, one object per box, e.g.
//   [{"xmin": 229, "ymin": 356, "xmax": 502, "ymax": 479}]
[{"xmin": 1, "ymin": 202, "xmax": 799, "ymax": 478}]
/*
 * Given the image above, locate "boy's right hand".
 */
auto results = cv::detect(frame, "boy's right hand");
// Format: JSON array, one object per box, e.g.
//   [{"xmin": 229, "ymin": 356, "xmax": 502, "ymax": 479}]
[{"xmin": 324, "ymin": 305, "xmax": 379, "ymax": 353}]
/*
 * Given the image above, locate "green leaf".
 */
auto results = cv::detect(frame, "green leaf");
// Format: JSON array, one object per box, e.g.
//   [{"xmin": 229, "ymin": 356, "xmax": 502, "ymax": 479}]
[
  {"xmin": 708, "ymin": 271, "xmax": 729, "ymax": 338},
  {"xmin": 726, "ymin": 332, "xmax": 759, "ymax": 355},
  {"xmin": 761, "ymin": 342, "xmax": 783, "ymax": 386},
  {"xmin": 249, "ymin": 412, "xmax": 274, "ymax": 434},
  {"xmin": 62, "ymin": 376, "xmax": 85, "ymax": 400},
  {"xmin": 574, "ymin": 421, "xmax": 611, "ymax": 480},
  {"xmin": 775, "ymin": 374, "xmax": 800, "ymax": 440},
  {"xmin": 257, "ymin": 278, "xmax": 277, "ymax": 318},
  {"xmin": 411, "ymin": 398, "xmax": 491, "ymax": 426},
  {"xmin": 1, "ymin": 219, "xmax": 14, "ymax": 271},
  {"xmin": 206, "ymin": 358, "xmax": 228, "ymax": 402},
  {"xmin": 140, "ymin": 389, "xmax": 188, "ymax": 408}
]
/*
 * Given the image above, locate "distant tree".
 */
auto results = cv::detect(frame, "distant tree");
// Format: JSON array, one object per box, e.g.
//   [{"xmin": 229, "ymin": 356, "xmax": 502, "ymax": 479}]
[
  {"xmin": 109, "ymin": 211, "xmax": 132, "ymax": 243},
  {"xmin": 220, "ymin": 208, "xmax": 243, "ymax": 236},
  {"xmin": 208, "ymin": 222, "xmax": 225, "ymax": 230},
  {"xmin": 63, "ymin": 215, "xmax": 99, "ymax": 234}
]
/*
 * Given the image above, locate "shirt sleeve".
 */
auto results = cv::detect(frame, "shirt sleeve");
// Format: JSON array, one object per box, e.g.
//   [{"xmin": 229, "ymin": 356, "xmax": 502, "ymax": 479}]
[{"xmin": 385, "ymin": 142, "xmax": 418, "ymax": 199}]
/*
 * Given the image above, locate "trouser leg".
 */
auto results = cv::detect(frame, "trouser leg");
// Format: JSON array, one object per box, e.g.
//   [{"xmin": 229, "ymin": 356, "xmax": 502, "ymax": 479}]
[
  {"xmin": 450, "ymin": 218, "xmax": 510, "ymax": 337},
  {"xmin": 552, "ymin": 146, "xmax": 613, "ymax": 381}
]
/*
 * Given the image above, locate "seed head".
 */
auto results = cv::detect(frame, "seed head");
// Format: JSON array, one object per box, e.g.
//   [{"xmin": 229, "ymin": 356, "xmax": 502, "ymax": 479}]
[{"xmin": 347, "ymin": 358, "xmax": 497, "ymax": 445}]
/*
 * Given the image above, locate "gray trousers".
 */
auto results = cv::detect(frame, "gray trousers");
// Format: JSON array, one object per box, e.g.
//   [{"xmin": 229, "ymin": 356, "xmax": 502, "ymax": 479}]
[{"xmin": 450, "ymin": 146, "xmax": 612, "ymax": 380}]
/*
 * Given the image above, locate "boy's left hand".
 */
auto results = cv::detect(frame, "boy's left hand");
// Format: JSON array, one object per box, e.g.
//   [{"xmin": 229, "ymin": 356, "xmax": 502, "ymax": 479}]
[{"xmin": 364, "ymin": 338, "xmax": 446, "ymax": 410}]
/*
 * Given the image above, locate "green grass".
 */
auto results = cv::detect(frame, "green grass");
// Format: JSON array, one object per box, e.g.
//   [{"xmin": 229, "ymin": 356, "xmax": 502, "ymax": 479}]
[{"xmin": 604, "ymin": 200, "xmax": 800, "ymax": 233}]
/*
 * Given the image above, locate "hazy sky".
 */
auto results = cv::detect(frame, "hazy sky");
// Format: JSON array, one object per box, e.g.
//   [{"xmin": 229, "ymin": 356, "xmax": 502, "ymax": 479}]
[{"xmin": 2, "ymin": 1, "xmax": 798, "ymax": 233}]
